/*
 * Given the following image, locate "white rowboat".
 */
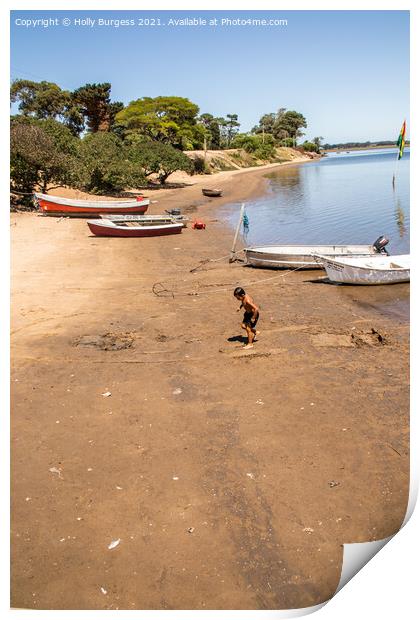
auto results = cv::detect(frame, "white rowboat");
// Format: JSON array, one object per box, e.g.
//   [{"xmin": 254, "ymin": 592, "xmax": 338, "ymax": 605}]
[
  {"xmin": 244, "ymin": 244, "xmax": 384, "ymax": 270},
  {"xmin": 100, "ymin": 214, "xmax": 189, "ymax": 226},
  {"xmin": 315, "ymin": 254, "xmax": 410, "ymax": 285},
  {"xmin": 35, "ymin": 193, "xmax": 149, "ymax": 215},
  {"xmin": 87, "ymin": 219, "xmax": 183, "ymax": 237}
]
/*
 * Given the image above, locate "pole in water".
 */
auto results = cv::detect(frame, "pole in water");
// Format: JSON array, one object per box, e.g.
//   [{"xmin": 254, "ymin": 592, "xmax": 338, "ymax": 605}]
[
  {"xmin": 392, "ymin": 154, "xmax": 399, "ymax": 189},
  {"xmin": 230, "ymin": 203, "xmax": 245, "ymax": 262},
  {"xmin": 392, "ymin": 156, "xmax": 399, "ymax": 189}
]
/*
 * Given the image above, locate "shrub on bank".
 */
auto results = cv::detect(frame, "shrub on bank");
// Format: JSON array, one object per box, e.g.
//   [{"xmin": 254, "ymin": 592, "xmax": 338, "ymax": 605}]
[
  {"xmin": 191, "ymin": 155, "xmax": 206, "ymax": 174},
  {"xmin": 10, "ymin": 116, "xmax": 80, "ymax": 205},
  {"xmin": 280, "ymin": 137, "xmax": 295, "ymax": 148},
  {"xmin": 300, "ymin": 141, "xmax": 319, "ymax": 153},
  {"xmin": 127, "ymin": 140, "xmax": 193, "ymax": 184},
  {"xmin": 78, "ymin": 132, "xmax": 146, "ymax": 193},
  {"xmin": 254, "ymin": 143, "xmax": 276, "ymax": 160}
]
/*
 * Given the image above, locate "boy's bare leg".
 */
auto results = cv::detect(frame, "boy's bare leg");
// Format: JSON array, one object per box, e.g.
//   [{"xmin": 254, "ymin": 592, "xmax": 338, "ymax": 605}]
[{"xmin": 243, "ymin": 325, "xmax": 255, "ymax": 348}]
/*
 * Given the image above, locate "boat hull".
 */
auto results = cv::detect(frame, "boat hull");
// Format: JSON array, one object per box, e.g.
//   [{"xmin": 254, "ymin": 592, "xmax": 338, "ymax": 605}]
[
  {"xmin": 87, "ymin": 220, "xmax": 183, "ymax": 237},
  {"xmin": 202, "ymin": 189, "xmax": 223, "ymax": 197},
  {"xmin": 245, "ymin": 245, "xmax": 378, "ymax": 269},
  {"xmin": 321, "ymin": 256, "xmax": 410, "ymax": 285},
  {"xmin": 100, "ymin": 214, "xmax": 188, "ymax": 227},
  {"xmin": 35, "ymin": 193, "xmax": 149, "ymax": 216}
]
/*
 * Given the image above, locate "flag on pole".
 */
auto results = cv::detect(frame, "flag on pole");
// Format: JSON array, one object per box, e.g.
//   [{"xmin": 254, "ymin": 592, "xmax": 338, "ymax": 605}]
[
  {"xmin": 397, "ymin": 120, "xmax": 406, "ymax": 160},
  {"xmin": 242, "ymin": 210, "xmax": 249, "ymax": 238}
]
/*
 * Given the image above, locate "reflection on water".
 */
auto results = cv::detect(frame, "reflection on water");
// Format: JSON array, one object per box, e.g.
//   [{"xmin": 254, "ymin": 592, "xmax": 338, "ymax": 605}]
[
  {"xmin": 224, "ymin": 148, "xmax": 410, "ymax": 256},
  {"xmin": 394, "ymin": 198, "xmax": 407, "ymax": 238}
]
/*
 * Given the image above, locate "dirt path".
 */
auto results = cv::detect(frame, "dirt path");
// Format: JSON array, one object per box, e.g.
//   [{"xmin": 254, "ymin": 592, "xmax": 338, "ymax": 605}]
[{"xmin": 11, "ymin": 171, "xmax": 409, "ymax": 610}]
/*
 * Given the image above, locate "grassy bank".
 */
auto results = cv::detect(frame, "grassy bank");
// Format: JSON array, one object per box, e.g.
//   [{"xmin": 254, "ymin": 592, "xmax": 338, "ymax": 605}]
[{"xmin": 185, "ymin": 146, "xmax": 316, "ymax": 173}]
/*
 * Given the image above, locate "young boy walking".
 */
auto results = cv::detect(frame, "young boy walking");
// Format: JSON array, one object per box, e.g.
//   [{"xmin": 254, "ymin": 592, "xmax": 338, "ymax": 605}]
[{"xmin": 233, "ymin": 287, "xmax": 260, "ymax": 349}]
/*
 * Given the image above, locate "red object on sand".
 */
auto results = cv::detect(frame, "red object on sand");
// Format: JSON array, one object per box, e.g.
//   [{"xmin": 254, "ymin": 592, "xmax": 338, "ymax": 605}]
[{"xmin": 192, "ymin": 220, "xmax": 206, "ymax": 229}]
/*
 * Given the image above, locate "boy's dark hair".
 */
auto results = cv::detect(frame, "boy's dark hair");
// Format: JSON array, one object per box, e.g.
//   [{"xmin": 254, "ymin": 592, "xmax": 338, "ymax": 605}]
[{"xmin": 234, "ymin": 287, "xmax": 245, "ymax": 297}]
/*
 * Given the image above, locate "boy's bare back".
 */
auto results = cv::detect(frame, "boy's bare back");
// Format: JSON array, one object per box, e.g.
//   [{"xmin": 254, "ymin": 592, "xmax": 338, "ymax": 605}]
[{"xmin": 242, "ymin": 293, "xmax": 258, "ymax": 314}]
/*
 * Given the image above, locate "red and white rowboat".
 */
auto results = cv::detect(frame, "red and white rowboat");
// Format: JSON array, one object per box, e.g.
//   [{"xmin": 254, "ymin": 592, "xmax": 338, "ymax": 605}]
[
  {"xmin": 87, "ymin": 219, "xmax": 183, "ymax": 237},
  {"xmin": 34, "ymin": 193, "xmax": 149, "ymax": 216}
]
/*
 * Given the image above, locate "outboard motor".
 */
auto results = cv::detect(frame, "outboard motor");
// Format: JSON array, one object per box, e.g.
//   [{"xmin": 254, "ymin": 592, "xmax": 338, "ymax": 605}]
[{"xmin": 373, "ymin": 235, "xmax": 390, "ymax": 255}]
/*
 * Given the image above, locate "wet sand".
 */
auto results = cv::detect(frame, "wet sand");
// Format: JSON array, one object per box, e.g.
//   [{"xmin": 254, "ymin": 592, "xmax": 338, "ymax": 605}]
[{"xmin": 11, "ymin": 163, "xmax": 409, "ymax": 610}]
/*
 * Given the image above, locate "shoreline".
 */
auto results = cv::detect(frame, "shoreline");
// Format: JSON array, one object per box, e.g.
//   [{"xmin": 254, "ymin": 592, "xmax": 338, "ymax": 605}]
[
  {"xmin": 11, "ymin": 156, "xmax": 409, "ymax": 610},
  {"xmin": 38, "ymin": 154, "xmax": 314, "ymax": 211}
]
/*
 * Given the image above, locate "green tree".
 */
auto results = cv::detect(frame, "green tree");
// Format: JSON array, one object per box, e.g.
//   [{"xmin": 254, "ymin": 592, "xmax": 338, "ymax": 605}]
[
  {"xmin": 252, "ymin": 112, "xmax": 275, "ymax": 135},
  {"xmin": 10, "ymin": 117, "xmax": 80, "ymax": 198},
  {"xmin": 301, "ymin": 141, "xmax": 318, "ymax": 152},
  {"xmin": 62, "ymin": 104, "xmax": 85, "ymax": 136},
  {"xmin": 11, "ymin": 80, "xmax": 70, "ymax": 119},
  {"xmin": 72, "ymin": 83, "xmax": 123, "ymax": 132},
  {"xmin": 275, "ymin": 110, "xmax": 307, "ymax": 143},
  {"xmin": 127, "ymin": 138, "xmax": 193, "ymax": 184},
  {"xmin": 115, "ymin": 96, "xmax": 200, "ymax": 149},
  {"xmin": 312, "ymin": 136, "xmax": 324, "ymax": 153},
  {"xmin": 199, "ymin": 113, "xmax": 222, "ymax": 149},
  {"xmin": 108, "ymin": 101, "xmax": 125, "ymax": 129},
  {"xmin": 78, "ymin": 132, "xmax": 146, "ymax": 193},
  {"xmin": 252, "ymin": 111, "xmax": 282, "ymax": 137},
  {"xmin": 11, "ymin": 79, "xmax": 86, "ymax": 135},
  {"xmin": 231, "ymin": 133, "xmax": 276, "ymax": 159},
  {"xmin": 220, "ymin": 113, "xmax": 240, "ymax": 148},
  {"xmin": 252, "ymin": 108, "xmax": 307, "ymax": 144}
]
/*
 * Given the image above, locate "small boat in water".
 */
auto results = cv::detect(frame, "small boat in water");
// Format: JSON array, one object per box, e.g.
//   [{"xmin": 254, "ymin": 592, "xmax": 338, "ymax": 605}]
[
  {"xmin": 315, "ymin": 254, "xmax": 410, "ymax": 285},
  {"xmin": 87, "ymin": 218, "xmax": 183, "ymax": 237},
  {"xmin": 202, "ymin": 188, "xmax": 223, "ymax": 197},
  {"xmin": 35, "ymin": 193, "xmax": 149, "ymax": 216},
  {"xmin": 244, "ymin": 236, "xmax": 389, "ymax": 269}
]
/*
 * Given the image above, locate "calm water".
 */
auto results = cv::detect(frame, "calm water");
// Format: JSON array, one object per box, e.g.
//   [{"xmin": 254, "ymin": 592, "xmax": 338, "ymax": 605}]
[{"xmin": 225, "ymin": 148, "xmax": 410, "ymax": 255}]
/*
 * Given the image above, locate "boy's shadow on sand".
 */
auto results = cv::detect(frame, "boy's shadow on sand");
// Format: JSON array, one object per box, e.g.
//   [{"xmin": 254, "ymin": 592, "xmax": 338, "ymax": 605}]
[{"xmin": 227, "ymin": 335, "xmax": 248, "ymax": 344}]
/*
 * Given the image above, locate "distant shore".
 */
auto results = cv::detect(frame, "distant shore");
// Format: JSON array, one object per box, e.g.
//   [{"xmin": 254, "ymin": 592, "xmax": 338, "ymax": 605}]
[{"xmin": 323, "ymin": 144, "xmax": 409, "ymax": 153}]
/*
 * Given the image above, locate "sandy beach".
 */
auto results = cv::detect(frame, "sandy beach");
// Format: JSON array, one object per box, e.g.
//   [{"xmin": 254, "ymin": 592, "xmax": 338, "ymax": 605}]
[{"xmin": 11, "ymin": 160, "xmax": 409, "ymax": 610}]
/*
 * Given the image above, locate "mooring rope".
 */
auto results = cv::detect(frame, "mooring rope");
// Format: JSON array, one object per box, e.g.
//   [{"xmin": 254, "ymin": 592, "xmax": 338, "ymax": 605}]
[
  {"xmin": 152, "ymin": 263, "xmax": 310, "ymax": 298},
  {"xmin": 189, "ymin": 249, "xmax": 245, "ymax": 273}
]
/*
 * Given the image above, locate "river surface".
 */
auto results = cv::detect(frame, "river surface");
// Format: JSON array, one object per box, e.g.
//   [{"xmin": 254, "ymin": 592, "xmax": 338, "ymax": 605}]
[
  {"xmin": 224, "ymin": 147, "xmax": 410, "ymax": 255},
  {"xmin": 222, "ymin": 147, "xmax": 410, "ymax": 321}
]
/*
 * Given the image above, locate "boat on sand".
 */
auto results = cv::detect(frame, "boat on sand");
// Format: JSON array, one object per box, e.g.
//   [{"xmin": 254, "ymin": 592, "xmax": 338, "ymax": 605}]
[
  {"xmin": 244, "ymin": 236, "xmax": 389, "ymax": 269},
  {"xmin": 35, "ymin": 193, "xmax": 149, "ymax": 216},
  {"xmin": 202, "ymin": 188, "xmax": 223, "ymax": 197},
  {"xmin": 314, "ymin": 254, "xmax": 410, "ymax": 285},
  {"xmin": 87, "ymin": 218, "xmax": 183, "ymax": 237},
  {"xmin": 100, "ymin": 214, "xmax": 189, "ymax": 227}
]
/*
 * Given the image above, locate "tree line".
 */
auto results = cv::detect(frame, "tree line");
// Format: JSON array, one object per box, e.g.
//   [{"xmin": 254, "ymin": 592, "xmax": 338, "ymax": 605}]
[{"xmin": 10, "ymin": 79, "xmax": 310, "ymax": 203}]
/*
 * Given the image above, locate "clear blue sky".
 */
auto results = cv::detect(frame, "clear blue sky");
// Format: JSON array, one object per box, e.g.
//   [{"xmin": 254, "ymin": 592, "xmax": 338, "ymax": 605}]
[{"xmin": 10, "ymin": 10, "xmax": 410, "ymax": 143}]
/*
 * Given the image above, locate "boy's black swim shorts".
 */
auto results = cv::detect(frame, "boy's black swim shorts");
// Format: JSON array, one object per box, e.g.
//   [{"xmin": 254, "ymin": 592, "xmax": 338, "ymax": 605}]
[{"xmin": 243, "ymin": 311, "xmax": 259, "ymax": 328}]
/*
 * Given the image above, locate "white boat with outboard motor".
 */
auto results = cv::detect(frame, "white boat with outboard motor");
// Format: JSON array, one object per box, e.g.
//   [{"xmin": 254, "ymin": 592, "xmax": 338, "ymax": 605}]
[{"xmin": 244, "ymin": 236, "xmax": 390, "ymax": 269}]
